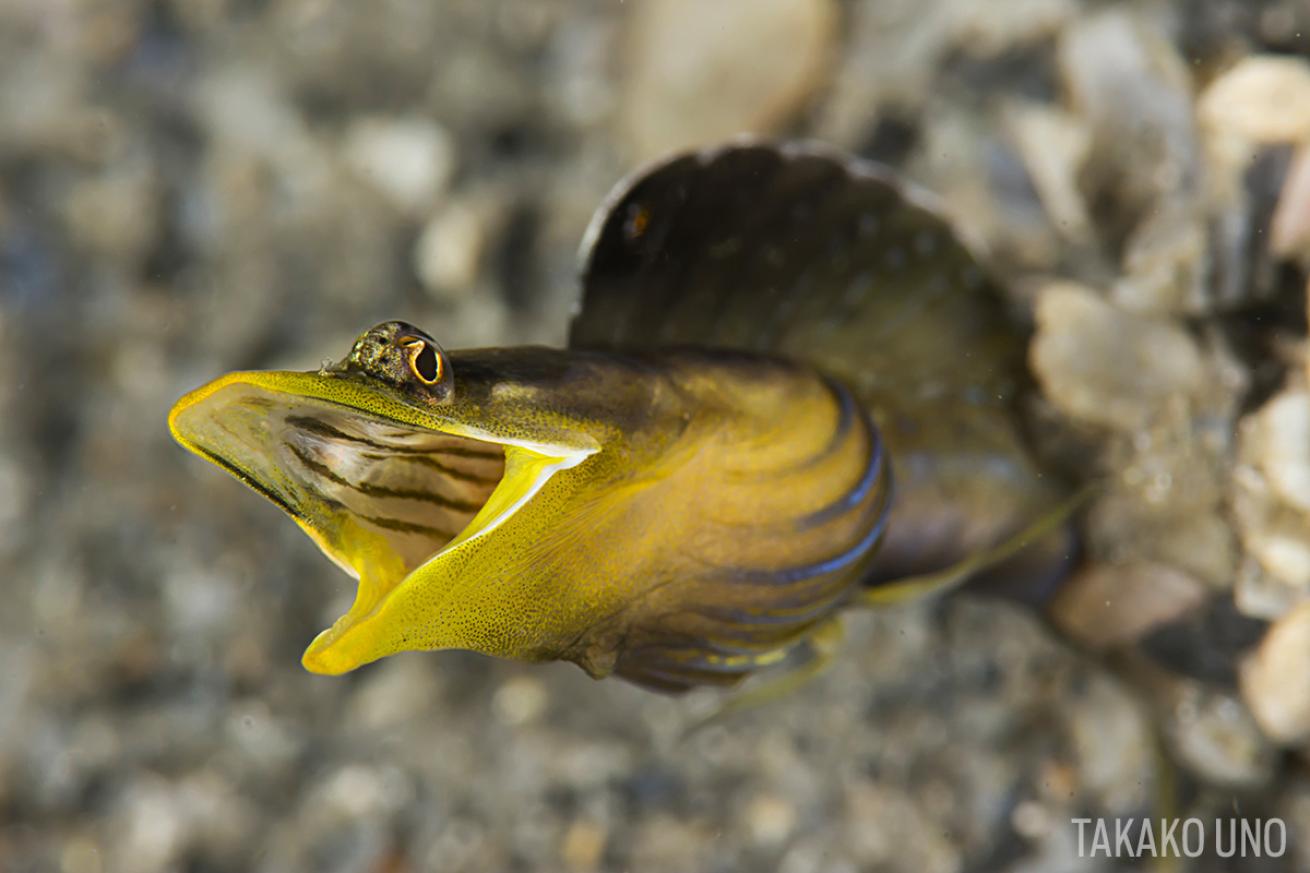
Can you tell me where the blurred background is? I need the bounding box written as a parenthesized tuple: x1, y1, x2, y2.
(3, 0, 1310, 871)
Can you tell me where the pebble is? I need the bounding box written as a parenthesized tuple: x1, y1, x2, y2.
(222, 701, 300, 773)
(1233, 388, 1310, 591)
(1199, 56, 1310, 145)
(813, 0, 949, 143)
(1250, 388, 1310, 513)
(198, 66, 307, 157)
(492, 674, 549, 726)
(1087, 492, 1237, 589)
(1235, 556, 1308, 621)
(161, 563, 237, 639)
(60, 835, 103, 873)
(314, 764, 397, 819)
(63, 161, 159, 263)
(342, 116, 455, 215)
(947, 0, 1075, 53)
(1112, 205, 1207, 314)
(109, 776, 186, 873)
(560, 819, 607, 871)
(1272, 145, 1310, 260)
(1030, 282, 1206, 431)
(1192, 144, 1291, 313)
(1241, 602, 1310, 744)
(346, 654, 442, 731)
(1166, 683, 1277, 790)
(910, 110, 1062, 273)
(1236, 504, 1310, 591)
(1049, 561, 1208, 651)
(1058, 9, 1197, 218)
(1063, 675, 1152, 812)
(838, 778, 960, 873)
(620, 0, 835, 158)
(414, 201, 487, 298)
(628, 815, 708, 871)
(744, 793, 796, 847)
(1004, 101, 1092, 242)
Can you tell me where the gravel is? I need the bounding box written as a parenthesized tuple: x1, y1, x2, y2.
(4, 1, 1309, 871)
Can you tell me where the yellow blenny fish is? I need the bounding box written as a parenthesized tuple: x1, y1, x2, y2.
(169, 142, 1074, 692)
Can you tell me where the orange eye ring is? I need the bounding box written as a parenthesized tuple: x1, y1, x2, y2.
(401, 337, 443, 385)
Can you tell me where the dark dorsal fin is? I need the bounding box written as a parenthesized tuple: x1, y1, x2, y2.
(572, 141, 1072, 592)
(571, 141, 1010, 385)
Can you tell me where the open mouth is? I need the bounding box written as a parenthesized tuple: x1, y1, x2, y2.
(168, 371, 591, 672)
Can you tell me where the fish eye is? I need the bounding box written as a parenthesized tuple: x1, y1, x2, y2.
(401, 337, 442, 385)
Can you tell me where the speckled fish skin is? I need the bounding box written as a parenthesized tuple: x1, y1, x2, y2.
(168, 141, 1068, 692)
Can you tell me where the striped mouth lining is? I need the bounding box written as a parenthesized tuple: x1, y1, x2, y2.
(172, 382, 510, 579)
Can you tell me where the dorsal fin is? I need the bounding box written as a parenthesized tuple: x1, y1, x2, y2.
(573, 141, 1071, 589)
(572, 141, 1011, 381)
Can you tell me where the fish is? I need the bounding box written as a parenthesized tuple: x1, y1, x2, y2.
(168, 141, 1074, 693)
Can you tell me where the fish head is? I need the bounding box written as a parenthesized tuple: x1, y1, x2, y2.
(168, 320, 663, 676)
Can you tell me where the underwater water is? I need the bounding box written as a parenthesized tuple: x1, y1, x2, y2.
(3, 1, 1310, 871)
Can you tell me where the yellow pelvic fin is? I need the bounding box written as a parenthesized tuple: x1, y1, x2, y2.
(681, 618, 846, 739)
(858, 484, 1096, 608)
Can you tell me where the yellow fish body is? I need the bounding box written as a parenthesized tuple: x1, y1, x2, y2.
(169, 142, 1068, 692)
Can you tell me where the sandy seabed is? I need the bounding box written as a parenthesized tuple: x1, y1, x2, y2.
(3, 1, 1310, 871)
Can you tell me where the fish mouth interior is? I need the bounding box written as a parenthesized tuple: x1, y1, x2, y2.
(170, 380, 539, 583)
